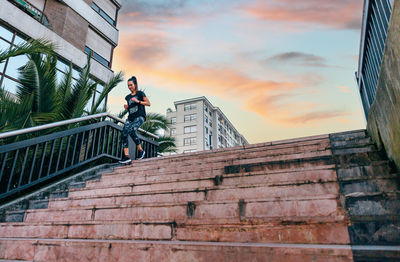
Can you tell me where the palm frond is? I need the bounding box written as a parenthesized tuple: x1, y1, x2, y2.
(140, 112, 171, 134)
(90, 71, 124, 115)
(156, 135, 177, 153)
(0, 39, 55, 63)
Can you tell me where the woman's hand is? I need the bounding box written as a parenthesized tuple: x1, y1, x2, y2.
(131, 97, 140, 103)
(124, 104, 128, 109)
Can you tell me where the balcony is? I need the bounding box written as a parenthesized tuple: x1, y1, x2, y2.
(8, 0, 51, 29)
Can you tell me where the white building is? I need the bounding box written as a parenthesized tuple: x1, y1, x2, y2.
(166, 97, 248, 154)
(0, 0, 121, 111)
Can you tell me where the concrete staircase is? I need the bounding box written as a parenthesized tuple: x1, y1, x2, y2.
(0, 130, 398, 261)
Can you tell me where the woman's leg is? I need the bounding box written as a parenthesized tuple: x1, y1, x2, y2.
(121, 120, 132, 157)
(129, 117, 145, 157)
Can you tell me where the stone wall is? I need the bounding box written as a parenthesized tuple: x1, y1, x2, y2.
(44, 0, 88, 51)
(367, 0, 400, 170)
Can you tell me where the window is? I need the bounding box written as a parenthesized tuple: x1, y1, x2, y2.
(184, 125, 197, 134)
(184, 149, 196, 153)
(205, 115, 208, 123)
(209, 111, 212, 117)
(84, 46, 110, 67)
(91, 2, 116, 26)
(171, 117, 176, 124)
(184, 137, 196, 146)
(205, 127, 208, 134)
(184, 103, 197, 111)
(184, 113, 196, 122)
(171, 128, 176, 135)
(204, 107, 208, 112)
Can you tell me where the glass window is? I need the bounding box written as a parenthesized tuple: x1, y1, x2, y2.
(14, 34, 27, 46)
(96, 83, 104, 93)
(171, 117, 176, 124)
(184, 137, 196, 146)
(56, 59, 70, 73)
(84, 93, 94, 113)
(72, 68, 80, 80)
(0, 39, 11, 72)
(98, 96, 106, 111)
(6, 55, 29, 79)
(2, 76, 19, 94)
(184, 103, 196, 111)
(171, 128, 176, 135)
(184, 114, 196, 122)
(205, 115, 208, 123)
(55, 70, 66, 86)
(0, 25, 14, 42)
(184, 149, 196, 153)
(184, 125, 197, 134)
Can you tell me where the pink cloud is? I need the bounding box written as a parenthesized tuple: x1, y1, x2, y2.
(243, 0, 363, 30)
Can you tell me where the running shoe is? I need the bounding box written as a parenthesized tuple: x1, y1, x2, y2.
(119, 155, 131, 164)
(137, 150, 145, 160)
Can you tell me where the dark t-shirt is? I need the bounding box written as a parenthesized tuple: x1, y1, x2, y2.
(125, 91, 146, 121)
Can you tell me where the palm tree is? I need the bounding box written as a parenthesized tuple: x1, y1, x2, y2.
(0, 41, 124, 138)
(118, 111, 177, 154)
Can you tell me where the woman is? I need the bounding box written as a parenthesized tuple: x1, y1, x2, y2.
(119, 76, 151, 164)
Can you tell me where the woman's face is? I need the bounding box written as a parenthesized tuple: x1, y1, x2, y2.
(128, 81, 136, 92)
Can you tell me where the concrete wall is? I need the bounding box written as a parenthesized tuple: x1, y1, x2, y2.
(0, 0, 114, 83)
(367, 0, 400, 170)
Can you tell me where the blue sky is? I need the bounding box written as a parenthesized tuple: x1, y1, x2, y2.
(108, 0, 366, 143)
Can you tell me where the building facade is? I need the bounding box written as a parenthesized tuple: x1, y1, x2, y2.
(356, 0, 394, 118)
(166, 97, 248, 154)
(0, 0, 121, 111)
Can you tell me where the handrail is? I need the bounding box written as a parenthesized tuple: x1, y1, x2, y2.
(0, 113, 159, 139)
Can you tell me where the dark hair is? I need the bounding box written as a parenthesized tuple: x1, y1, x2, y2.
(127, 76, 138, 90)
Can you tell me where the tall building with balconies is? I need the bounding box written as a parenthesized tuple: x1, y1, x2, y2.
(0, 0, 121, 111)
(166, 97, 248, 154)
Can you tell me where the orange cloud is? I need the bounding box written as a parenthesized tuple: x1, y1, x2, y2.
(337, 86, 352, 93)
(113, 31, 352, 127)
(243, 0, 363, 30)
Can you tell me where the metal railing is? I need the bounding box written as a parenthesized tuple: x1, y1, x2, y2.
(8, 0, 51, 29)
(0, 113, 159, 202)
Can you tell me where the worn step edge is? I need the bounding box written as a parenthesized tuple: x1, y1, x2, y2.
(78, 168, 339, 193)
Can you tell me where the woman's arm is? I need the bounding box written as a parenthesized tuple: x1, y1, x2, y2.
(141, 96, 151, 106)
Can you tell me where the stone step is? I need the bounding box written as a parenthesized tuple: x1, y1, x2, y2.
(104, 152, 336, 186)
(339, 175, 399, 195)
(79, 167, 338, 198)
(0, 220, 349, 245)
(113, 138, 333, 173)
(66, 176, 340, 203)
(329, 129, 367, 141)
(336, 161, 395, 181)
(345, 191, 400, 217)
(330, 136, 372, 148)
(0, 238, 357, 262)
(22, 196, 343, 224)
(347, 216, 400, 245)
(87, 164, 337, 189)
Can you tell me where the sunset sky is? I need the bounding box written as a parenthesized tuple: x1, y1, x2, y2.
(108, 0, 366, 144)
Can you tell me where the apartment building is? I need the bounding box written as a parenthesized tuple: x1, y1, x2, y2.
(0, 0, 121, 111)
(166, 97, 248, 154)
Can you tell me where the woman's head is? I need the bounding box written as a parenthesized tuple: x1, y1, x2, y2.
(127, 76, 138, 92)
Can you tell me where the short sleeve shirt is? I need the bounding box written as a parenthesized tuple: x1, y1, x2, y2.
(125, 91, 146, 121)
